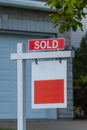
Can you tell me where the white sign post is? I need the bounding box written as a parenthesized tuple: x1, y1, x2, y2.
(17, 44, 26, 130)
(11, 43, 74, 130)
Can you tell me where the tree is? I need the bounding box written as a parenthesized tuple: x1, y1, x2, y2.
(73, 33, 87, 116)
(46, 0, 87, 33)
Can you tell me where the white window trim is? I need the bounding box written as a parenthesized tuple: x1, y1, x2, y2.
(0, 0, 54, 12)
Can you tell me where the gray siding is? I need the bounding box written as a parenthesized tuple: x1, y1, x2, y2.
(58, 59, 74, 119)
(0, 6, 73, 119)
(71, 15, 87, 48)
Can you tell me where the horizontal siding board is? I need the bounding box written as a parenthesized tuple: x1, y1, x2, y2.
(0, 103, 11, 113)
(0, 7, 71, 46)
(0, 93, 10, 102)
(8, 18, 58, 33)
(0, 83, 10, 92)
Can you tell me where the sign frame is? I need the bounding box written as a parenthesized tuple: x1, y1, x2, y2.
(32, 60, 67, 109)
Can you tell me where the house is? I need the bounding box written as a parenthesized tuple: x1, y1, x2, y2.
(71, 15, 87, 48)
(0, 0, 73, 120)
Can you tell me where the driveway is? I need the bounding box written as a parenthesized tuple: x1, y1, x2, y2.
(0, 120, 87, 130)
(26, 120, 87, 130)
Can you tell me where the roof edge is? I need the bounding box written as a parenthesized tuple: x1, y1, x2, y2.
(0, 0, 54, 12)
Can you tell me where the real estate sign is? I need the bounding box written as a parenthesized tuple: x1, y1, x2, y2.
(32, 60, 67, 109)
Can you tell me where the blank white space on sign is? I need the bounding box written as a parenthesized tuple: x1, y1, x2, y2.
(32, 60, 67, 109)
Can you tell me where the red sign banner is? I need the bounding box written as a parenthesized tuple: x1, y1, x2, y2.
(28, 38, 65, 51)
(34, 79, 64, 104)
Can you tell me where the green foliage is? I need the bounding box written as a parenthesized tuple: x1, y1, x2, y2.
(46, 0, 87, 33)
(73, 33, 87, 80)
(73, 33, 87, 114)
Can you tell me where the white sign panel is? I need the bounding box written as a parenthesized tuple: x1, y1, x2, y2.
(32, 60, 67, 109)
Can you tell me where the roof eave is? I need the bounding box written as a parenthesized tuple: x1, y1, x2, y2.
(0, 0, 54, 12)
